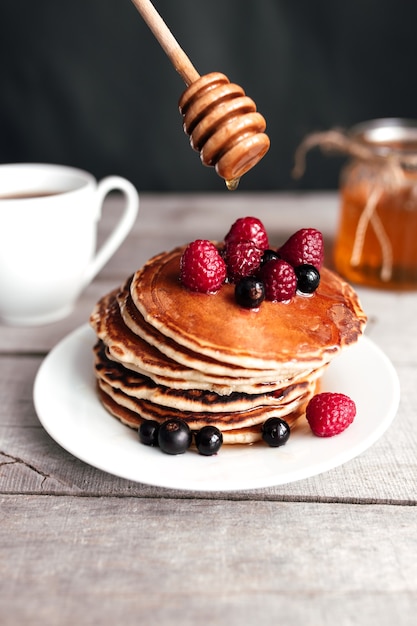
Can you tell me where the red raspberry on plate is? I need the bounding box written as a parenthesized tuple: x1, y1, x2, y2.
(225, 217, 269, 250)
(306, 392, 356, 437)
(278, 228, 324, 269)
(225, 240, 263, 283)
(180, 240, 226, 293)
(260, 258, 297, 302)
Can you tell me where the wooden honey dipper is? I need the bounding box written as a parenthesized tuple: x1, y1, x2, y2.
(130, 0, 270, 189)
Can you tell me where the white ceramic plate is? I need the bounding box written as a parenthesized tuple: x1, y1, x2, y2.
(34, 324, 400, 492)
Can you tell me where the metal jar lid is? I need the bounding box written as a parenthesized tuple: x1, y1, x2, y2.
(349, 118, 417, 156)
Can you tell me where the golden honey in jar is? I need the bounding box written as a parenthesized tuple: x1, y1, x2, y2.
(333, 119, 417, 290)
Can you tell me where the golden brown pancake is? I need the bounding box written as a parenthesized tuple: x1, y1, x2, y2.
(130, 246, 367, 373)
(91, 289, 307, 393)
(96, 385, 308, 444)
(97, 380, 313, 443)
(90, 243, 367, 444)
(118, 280, 282, 379)
(94, 340, 322, 413)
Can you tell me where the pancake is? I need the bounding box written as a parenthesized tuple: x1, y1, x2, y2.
(130, 246, 366, 373)
(90, 239, 366, 445)
(97, 379, 313, 435)
(118, 280, 283, 379)
(91, 288, 287, 391)
(94, 340, 323, 413)
(97, 385, 308, 444)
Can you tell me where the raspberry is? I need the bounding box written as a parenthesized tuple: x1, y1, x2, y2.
(180, 240, 226, 293)
(306, 392, 356, 437)
(278, 228, 324, 269)
(225, 217, 269, 250)
(224, 240, 263, 282)
(260, 259, 297, 302)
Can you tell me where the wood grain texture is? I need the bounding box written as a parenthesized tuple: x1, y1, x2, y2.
(1, 496, 417, 626)
(1, 192, 416, 625)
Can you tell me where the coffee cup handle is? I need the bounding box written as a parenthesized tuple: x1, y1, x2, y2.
(82, 176, 139, 287)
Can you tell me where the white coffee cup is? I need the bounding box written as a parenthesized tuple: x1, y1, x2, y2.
(0, 163, 139, 326)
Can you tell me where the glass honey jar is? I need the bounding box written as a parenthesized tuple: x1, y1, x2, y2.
(333, 118, 417, 290)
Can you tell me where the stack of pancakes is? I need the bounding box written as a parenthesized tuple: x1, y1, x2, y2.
(90, 246, 367, 444)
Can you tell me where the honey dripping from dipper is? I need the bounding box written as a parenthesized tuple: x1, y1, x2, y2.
(225, 178, 240, 191)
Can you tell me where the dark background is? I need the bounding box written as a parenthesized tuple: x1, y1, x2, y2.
(1, 0, 416, 191)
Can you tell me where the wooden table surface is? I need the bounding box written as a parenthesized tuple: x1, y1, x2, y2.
(1, 192, 416, 626)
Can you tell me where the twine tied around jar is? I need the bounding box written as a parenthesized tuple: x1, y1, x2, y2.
(292, 129, 417, 282)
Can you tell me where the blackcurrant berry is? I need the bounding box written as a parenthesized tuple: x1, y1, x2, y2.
(295, 264, 320, 294)
(261, 249, 280, 266)
(139, 420, 160, 446)
(262, 417, 291, 447)
(195, 426, 223, 456)
(158, 419, 192, 455)
(235, 277, 265, 308)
